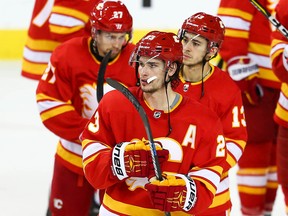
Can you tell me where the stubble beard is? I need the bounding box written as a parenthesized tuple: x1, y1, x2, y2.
(141, 86, 157, 94)
(184, 58, 204, 68)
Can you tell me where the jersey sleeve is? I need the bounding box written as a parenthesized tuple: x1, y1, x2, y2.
(270, 0, 288, 83)
(21, 0, 60, 80)
(187, 114, 228, 213)
(217, 0, 254, 60)
(36, 44, 88, 142)
(48, 0, 98, 42)
(80, 91, 120, 189)
(218, 0, 281, 88)
(221, 84, 247, 168)
(217, 0, 271, 63)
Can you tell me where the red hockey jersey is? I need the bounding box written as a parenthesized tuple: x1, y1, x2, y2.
(217, 0, 281, 89)
(174, 64, 247, 214)
(22, 0, 98, 80)
(81, 87, 227, 215)
(36, 36, 137, 174)
(270, 0, 288, 127)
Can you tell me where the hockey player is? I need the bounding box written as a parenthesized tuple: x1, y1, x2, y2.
(270, 0, 288, 213)
(174, 12, 248, 215)
(36, 1, 137, 215)
(217, 0, 281, 215)
(80, 30, 228, 215)
(22, 0, 99, 80)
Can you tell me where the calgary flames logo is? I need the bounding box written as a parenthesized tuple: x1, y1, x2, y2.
(80, 83, 97, 119)
(80, 82, 115, 118)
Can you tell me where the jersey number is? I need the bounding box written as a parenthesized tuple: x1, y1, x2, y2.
(232, 106, 246, 127)
(88, 111, 100, 133)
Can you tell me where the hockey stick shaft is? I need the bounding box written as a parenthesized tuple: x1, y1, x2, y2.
(107, 78, 171, 216)
(106, 78, 163, 180)
(97, 50, 112, 103)
(249, 0, 288, 39)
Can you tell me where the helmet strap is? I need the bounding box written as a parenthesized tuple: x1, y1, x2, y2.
(164, 82, 172, 137)
(90, 39, 100, 60)
(164, 66, 172, 137)
(135, 55, 140, 86)
(164, 61, 173, 85)
(200, 57, 209, 98)
(121, 32, 132, 50)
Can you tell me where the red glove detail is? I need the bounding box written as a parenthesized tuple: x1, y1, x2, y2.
(145, 174, 197, 212)
(235, 74, 264, 105)
(111, 140, 169, 180)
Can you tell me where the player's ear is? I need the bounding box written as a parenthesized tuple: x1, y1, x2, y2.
(168, 62, 177, 76)
(210, 47, 219, 56)
(206, 46, 219, 61)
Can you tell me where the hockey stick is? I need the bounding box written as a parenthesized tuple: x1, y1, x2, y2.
(106, 78, 164, 181)
(249, 0, 288, 39)
(107, 78, 171, 216)
(97, 50, 112, 103)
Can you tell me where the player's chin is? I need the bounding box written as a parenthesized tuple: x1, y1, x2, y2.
(110, 49, 121, 57)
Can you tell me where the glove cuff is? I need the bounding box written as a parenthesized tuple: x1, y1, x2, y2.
(227, 55, 259, 81)
(282, 45, 288, 71)
(111, 142, 130, 180)
(176, 174, 197, 211)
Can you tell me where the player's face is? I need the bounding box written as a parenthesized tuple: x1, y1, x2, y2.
(96, 31, 127, 58)
(181, 32, 208, 66)
(138, 56, 166, 93)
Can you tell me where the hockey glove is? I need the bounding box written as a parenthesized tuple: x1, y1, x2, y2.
(283, 45, 288, 72)
(145, 174, 197, 212)
(227, 56, 264, 105)
(111, 140, 169, 180)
